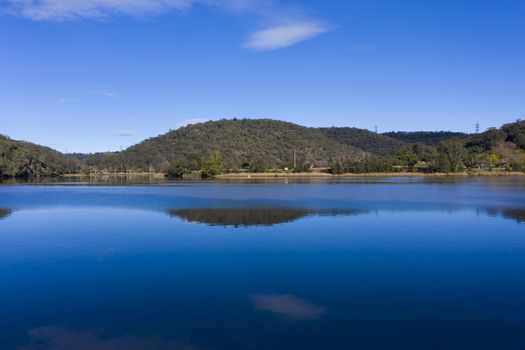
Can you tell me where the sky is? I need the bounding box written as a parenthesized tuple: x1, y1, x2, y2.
(1, 0, 524, 153)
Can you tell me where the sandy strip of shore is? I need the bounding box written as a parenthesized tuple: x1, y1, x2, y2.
(216, 171, 525, 179)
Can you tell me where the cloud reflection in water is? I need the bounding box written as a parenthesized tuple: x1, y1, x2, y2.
(19, 326, 198, 350)
(251, 294, 326, 321)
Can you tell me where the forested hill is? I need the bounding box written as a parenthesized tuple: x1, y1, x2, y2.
(96, 119, 364, 171)
(2, 118, 525, 178)
(0, 134, 78, 178)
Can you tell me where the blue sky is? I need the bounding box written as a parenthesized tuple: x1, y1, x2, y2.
(1, 0, 524, 153)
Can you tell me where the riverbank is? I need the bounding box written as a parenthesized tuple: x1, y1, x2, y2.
(62, 172, 166, 178)
(57, 171, 525, 180)
(216, 171, 525, 179)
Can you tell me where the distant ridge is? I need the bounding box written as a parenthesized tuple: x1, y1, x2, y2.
(319, 127, 407, 156)
(383, 131, 469, 145)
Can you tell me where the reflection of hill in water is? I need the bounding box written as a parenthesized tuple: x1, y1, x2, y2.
(169, 207, 365, 227)
(485, 208, 525, 223)
(0, 208, 13, 220)
(170, 207, 309, 227)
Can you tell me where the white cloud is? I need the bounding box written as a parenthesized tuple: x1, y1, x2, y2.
(4, 0, 331, 50)
(114, 130, 134, 136)
(244, 21, 329, 51)
(3, 0, 262, 20)
(5, 0, 194, 21)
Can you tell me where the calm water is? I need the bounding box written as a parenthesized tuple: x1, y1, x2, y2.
(1, 177, 525, 350)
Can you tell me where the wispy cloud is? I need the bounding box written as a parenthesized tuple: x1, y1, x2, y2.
(4, 0, 332, 50)
(102, 91, 117, 98)
(114, 130, 134, 136)
(4, 0, 193, 21)
(244, 21, 329, 51)
(86, 89, 118, 98)
(251, 294, 326, 321)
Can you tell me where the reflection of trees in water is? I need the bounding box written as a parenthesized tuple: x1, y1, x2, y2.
(169, 207, 366, 227)
(169, 207, 309, 227)
(0, 208, 13, 220)
(170, 206, 525, 227)
(485, 208, 525, 223)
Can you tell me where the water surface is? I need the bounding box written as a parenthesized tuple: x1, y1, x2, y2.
(1, 177, 524, 349)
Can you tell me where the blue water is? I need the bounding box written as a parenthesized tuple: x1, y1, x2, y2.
(1, 177, 524, 349)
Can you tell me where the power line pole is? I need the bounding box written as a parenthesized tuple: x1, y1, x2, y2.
(374, 125, 378, 134)
(475, 123, 480, 134)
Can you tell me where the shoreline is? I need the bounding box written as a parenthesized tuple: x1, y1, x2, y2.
(2, 171, 523, 183)
(62, 172, 166, 178)
(57, 171, 525, 180)
(216, 171, 525, 179)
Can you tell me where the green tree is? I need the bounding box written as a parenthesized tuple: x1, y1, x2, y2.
(330, 158, 344, 174)
(249, 159, 267, 173)
(396, 147, 419, 170)
(185, 153, 202, 171)
(165, 162, 186, 178)
(201, 152, 223, 178)
(293, 156, 311, 173)
(438, 140, 467, 172)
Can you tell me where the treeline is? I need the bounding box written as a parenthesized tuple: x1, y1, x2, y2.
(331, 137, 525, 174)
(383, 131, 469, 145)
(165, 151, 223, 178)
(338, 121, 525, 174)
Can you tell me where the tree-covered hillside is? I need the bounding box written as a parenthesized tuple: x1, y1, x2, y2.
(319, 127, 407, 156)
(383, 131, 469, 145)
(0, 135, 79, 178)
(94, 119, 363, 172)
